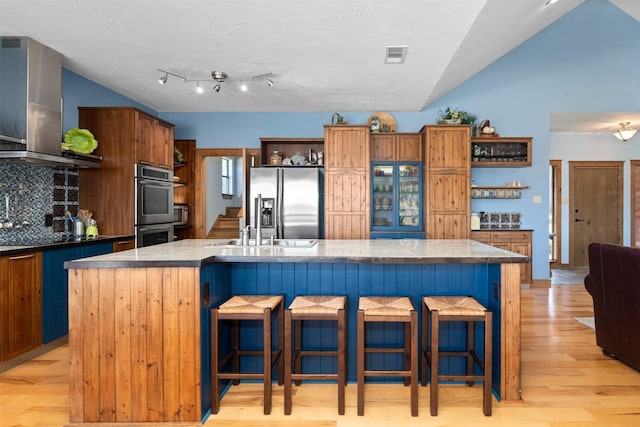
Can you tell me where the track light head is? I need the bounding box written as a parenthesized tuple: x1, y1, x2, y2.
(213, 83, 221, 93)
(240, 82, 248, 92)
(196, 82, 204, 94)
(158, 73, 168, 85)
(265, 78, 274, 87)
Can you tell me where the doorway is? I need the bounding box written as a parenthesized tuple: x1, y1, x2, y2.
(569, 161, 623, 266)
(194, 148, 259, 239)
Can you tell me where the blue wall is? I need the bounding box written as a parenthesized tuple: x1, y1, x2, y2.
(63, 0, 640, 281)
(62, 68, 156, 133)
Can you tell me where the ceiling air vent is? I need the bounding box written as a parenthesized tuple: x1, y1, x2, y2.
(384, 45, 407, 64)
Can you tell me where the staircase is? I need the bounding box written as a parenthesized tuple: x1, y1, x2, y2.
(207, 206, 242, 238)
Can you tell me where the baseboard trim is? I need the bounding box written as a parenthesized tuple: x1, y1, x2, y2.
(0, 336, 68, 374)
(531, 279, 551, 288)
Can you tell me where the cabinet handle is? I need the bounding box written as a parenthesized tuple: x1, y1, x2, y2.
(9, 253, 36, 261)
(138, 160, 153, 166)
(116, 240, 133, 246)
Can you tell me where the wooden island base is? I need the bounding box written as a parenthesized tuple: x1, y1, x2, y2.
(66, 239, 526, 425)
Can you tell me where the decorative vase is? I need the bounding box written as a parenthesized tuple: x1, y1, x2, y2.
(269, 150, 283, 165)
(370, 116, 381, 132)
(444, 118, 462, 125)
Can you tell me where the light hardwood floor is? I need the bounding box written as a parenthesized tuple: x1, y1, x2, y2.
(2, 284, 640, 426)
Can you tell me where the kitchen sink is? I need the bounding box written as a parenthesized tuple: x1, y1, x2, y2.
(205, 239, 317, 248)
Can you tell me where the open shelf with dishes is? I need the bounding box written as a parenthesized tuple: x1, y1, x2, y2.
(260, 137, 324, 166)
(471, 137, 532, 167)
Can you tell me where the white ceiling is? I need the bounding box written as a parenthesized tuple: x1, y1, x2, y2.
(1, 0, 639, 131)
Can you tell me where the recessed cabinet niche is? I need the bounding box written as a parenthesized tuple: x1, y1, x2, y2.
(259, 137, 324, 166)
(471, 137, 532, 167)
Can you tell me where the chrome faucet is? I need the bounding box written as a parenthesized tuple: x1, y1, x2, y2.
(255, 193, 262, 246)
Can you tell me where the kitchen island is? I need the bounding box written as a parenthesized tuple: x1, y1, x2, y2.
(65, 239, 527, 426)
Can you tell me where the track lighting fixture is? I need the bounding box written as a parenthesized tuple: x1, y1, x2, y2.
(157, 69, 274, 94)
(613, 122, 637, 142)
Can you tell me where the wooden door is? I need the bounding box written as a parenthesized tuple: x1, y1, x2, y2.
(632, 160, 640, 247)
(0, 252, 42, 361)
(395, 134, 423, 161)
(155, 120, 175, 169)
(569, 161, 623, 266)
(135, 111, 155, 165)
(371, 134, 394, 160)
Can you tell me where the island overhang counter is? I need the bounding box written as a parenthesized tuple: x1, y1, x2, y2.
(65, 239, 528, 426)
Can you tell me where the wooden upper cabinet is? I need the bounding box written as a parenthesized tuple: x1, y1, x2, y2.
(79, 107, 175, 236)
(323, 125, 370, 239)
(135, 110, 155, 165)
(80, 107, 174, 170)
(371, 134, 394, 160)
(155, 120, 175, 169)
(371, 133, 423, 161)
(134, 110, 174, 169)
(324, 125, 370, 169)
(424, 125, 470, 169)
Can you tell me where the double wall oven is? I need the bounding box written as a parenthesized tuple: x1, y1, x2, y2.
(134, 164, 174, 247)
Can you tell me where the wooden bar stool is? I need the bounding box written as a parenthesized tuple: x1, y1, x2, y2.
(421, 296, 493, 416)
(210, 294, 284, 415)
(357, 296, 418, 417)
(284, 295, 347, 415)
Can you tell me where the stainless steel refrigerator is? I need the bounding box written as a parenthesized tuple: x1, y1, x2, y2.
(249, 167, 321, 239)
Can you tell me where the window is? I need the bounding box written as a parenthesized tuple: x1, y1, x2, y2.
(222, 157, 233, 196)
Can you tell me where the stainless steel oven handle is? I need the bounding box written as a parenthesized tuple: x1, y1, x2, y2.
(137, 179, 172, 187)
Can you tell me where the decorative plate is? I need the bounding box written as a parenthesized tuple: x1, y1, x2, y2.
(368, 112, 397, 132)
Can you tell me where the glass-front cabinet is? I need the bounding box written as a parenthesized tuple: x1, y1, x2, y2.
(371, 162, 424, 238)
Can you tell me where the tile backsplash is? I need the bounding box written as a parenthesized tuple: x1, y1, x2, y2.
(0, 163, 79, 245)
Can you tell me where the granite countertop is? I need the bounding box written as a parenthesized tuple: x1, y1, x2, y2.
(65, 238, 530, 269)
(0, 235, 134, 256)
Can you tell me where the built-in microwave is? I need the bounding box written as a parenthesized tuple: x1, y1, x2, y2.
(134, 163, 174, 226)
(173, 204, 188, 225)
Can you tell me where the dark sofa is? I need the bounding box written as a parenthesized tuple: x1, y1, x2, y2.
(584, 242, 640, 372)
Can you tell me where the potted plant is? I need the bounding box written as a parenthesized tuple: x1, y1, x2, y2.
(437, 107, 476, 125)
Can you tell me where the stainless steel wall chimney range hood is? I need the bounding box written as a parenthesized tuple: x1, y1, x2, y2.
(0, 37, 100, 168)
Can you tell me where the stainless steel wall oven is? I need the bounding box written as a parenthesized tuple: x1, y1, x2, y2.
(134, 164, 173, 246)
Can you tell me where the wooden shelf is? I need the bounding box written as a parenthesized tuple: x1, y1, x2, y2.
(471, 186, 529, 199)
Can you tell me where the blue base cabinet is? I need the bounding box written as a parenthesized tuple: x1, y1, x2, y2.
(42, 242, 112, 343)
(223, 261, 503, 398)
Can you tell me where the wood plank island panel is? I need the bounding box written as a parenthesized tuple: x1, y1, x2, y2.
(67, 267, 203, 425)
